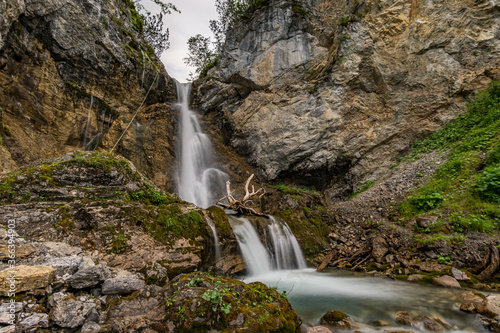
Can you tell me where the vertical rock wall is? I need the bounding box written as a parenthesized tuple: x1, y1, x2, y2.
(195, 0, 500, 199)
(0, 0, 178, 190)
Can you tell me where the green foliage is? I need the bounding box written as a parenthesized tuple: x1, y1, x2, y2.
(414, 233, 465, 246)
(120, 0, 180, 56)
(202, 289, 232, 313)
(128, 188, 177, 205)
(450, 213, 496, 233)
(476, 166, 500, 202)
(436, 254, 453, 265)
(335, 15, 354, 27)
(409, 193, 444, 212)
(153, 208, 205, 240)
(398, 80, 500, 234)
(184, 35, 218, 80)
(111, 231, 128, 253)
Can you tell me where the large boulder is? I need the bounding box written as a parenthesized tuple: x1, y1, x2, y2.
(0, 265, 55, 296)
(67, 263, 111, 289)
(162, 272, 300, 333)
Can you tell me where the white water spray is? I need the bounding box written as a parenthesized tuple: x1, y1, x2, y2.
(175, 81, 228, 209)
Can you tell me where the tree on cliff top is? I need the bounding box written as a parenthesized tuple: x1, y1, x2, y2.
(132, 0, 180, 56)
(184, 0, 268, 79)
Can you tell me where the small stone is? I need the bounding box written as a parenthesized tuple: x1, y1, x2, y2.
(432, 275, 461, 288)
(43, 255, 83, 276)
(42, 242, 82, 256)
(19, 313, 49, 328)
(0, 312, 13, 325)
(0, 302, 22, 313)
(395, 311, 446, 332)
(450, 267, 470, 281)
(407, 274, 426, 281)
(51, 299, 96, 328)
(456, 291, 484, 303)
(459, 301, 477, 313)
(79, 256, 96, 270)
(416, 216, 437, 229)
(101, 277, 146, 295)
(81, 322, 101, 333)
(476, 295, 500, 318)
(418, 262, 448, 273)
(372, 319, 388, 326)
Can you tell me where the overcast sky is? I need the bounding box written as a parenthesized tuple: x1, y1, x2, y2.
(143, 0, 218, 82)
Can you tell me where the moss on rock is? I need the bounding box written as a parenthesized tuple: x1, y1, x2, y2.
(165, 272, 299, 333)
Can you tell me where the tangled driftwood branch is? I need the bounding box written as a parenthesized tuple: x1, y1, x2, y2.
(216, 174, 268, 217)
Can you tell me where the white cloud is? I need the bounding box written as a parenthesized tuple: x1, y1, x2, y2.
(142, 0, 218, 82)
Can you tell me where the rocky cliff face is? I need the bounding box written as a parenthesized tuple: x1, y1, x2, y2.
(0, 0, 178, 189)
(195, 0, 500, 200)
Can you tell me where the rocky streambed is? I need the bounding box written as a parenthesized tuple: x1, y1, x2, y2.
(0, 151, 498, 332)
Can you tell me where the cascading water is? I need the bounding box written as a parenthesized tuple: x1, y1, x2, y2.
(228, 216, 273, 276)
(228, 215, 306, 275)
(174, 80, 228, 209)
(206, 219, 221, 263)
(267, 216, 307, 270)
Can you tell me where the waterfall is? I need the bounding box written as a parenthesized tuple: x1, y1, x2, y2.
(83, 96, 94, 147)
(175, 81, 228, 209)
(229, 216, 273, 276)
(267, 216, 307, 270)
(229, 216, 307, 275)
(207, 219, 221, 263)
(140, 50, 146, 90)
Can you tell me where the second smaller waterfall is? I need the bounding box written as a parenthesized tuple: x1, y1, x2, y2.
(229, 216, 307, 276)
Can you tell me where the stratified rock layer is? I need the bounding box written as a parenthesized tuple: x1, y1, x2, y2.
(0, 0, 177, 189)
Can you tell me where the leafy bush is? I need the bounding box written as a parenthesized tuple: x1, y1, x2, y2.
(409, 193, 444, 212)
(476, 166, 500, 202)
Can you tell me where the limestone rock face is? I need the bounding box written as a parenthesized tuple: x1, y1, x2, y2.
(0, 0, 177, 190)
(196, 0, 500, 196)
(0, 265, 55, 296)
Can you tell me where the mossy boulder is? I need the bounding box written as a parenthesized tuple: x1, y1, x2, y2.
(164, 272, 300, 333)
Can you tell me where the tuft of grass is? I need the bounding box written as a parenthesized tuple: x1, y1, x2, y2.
(268, 184, 320, 197)
(349, 180, 375, 199)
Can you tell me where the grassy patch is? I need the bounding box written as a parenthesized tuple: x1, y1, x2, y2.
(398, 80, 500, 234)
(269, 184, 320, 197)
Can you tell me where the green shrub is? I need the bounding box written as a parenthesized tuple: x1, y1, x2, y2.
(409, 193, 444, 212)
(476, 166, 500, 202)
